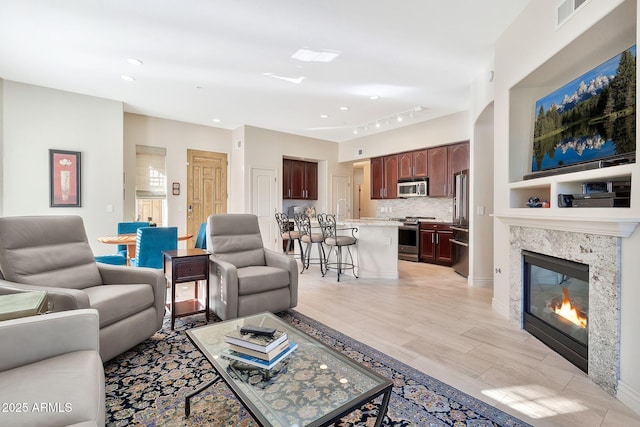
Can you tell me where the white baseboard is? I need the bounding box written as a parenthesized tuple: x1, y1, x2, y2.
(618, 380, 640, 416)
(469, 276, 493, 288)
(492, 298, 509, 318)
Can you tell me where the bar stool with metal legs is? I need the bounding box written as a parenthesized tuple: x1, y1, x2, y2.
(275, 212, 304, 266)
(295, 213, 325, 273)
(318, 214, 358, 282)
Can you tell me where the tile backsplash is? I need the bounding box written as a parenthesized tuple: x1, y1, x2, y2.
(376, 197, 454, 222)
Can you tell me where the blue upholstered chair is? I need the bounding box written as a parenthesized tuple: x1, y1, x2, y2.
(130, 227, 178, 269)
(94, 254, 127, 265)
(95, 221, 150, 265)
(116, 221, 150, 257)
(194, 222, 207, 249)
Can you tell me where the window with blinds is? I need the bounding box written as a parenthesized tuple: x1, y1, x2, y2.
(135, 145, 167, 199)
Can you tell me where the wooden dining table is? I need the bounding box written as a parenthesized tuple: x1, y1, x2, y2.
(97, 233, 194, 265)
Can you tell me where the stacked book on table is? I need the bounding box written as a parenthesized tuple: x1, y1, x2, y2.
(223, 327, 298, 369)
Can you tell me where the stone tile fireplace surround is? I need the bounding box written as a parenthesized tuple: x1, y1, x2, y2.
(509, 225, 620, 395)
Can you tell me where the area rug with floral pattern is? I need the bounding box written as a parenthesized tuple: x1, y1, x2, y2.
(104, 310, 530, 426)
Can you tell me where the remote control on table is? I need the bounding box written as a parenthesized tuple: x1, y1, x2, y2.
(240, 325, 276, 337)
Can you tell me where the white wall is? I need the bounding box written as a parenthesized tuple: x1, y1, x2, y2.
(242, 126, 348, 216)
(229, 126, 246, 213)
(339, 111, 470, 163)
(493, 0, 640, 412)
(1, 81, 123, 254)
(123, 113, 232, 234)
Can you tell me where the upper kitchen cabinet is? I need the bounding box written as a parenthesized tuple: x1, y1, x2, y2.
(427, 146, 448, 197)
(398, 149, 428, 179)
(427, 141, 469, 197)
(447, 142, 469, 196)
(371, 155, 398, 199)
(283, 158, 318, 200)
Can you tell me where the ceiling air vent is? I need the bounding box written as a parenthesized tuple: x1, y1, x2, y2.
(557, 0, 590, 29)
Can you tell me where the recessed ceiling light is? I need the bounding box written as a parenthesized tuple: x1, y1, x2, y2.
(126, 58, 143, 66)
(121, 75, 135, 82)
(320, 114, 329, 119)
(339, 106, 349, 111)
(212, 118, 221, 123)
(369, 95, 380, 100)
(291, 48, 340, 63)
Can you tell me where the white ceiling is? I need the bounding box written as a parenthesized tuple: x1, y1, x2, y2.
(0, 0, 529, 143)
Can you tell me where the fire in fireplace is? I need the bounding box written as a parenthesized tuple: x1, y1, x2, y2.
(523, 250, 589, 373)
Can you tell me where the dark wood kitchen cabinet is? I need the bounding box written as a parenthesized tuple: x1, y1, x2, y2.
(283, 159, 317, 200)
(427, 141, 469, 197)
(447, 141, 469, 197)
(419, 222, 452, 266)
(398, 149, 427, 179)
(371, 155, 398, 199)
(427, 146, 448, 197)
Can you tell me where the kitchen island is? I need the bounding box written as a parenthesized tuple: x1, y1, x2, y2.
(332, 218, 401, 280)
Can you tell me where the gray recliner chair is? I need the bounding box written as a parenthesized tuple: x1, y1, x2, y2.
(0, 307, 105, 426)
(206, 214, 298, 320)
(0, 215, 166, 362)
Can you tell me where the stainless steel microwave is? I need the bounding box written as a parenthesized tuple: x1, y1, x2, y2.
(397, 178, 429, 198)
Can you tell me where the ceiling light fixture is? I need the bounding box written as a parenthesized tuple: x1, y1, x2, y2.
(291, 48, 340, 63)
(339, 106, 349, 111)
(263, 73, 306, 84)
(126, 57, 143, 66)
(121, 75, 135, 82)
(320, 114, 329, 119)
(369, 95, 380, 100)
(351, 106, 426, 137)
(212, 118, 221, 123)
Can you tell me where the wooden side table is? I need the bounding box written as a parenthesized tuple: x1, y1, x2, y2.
(163, 249, 210, 329)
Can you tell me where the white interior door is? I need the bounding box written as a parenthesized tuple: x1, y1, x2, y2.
(252, 168, 277, 250)
(331, 175, 351, 219)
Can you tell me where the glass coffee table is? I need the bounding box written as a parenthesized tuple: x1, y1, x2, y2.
(186, 311, 392, 427)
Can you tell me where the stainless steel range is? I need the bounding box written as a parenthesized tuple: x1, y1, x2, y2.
(391, 216, 436, 262)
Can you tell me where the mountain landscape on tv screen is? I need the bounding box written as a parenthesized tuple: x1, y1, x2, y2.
(532, 45, 636, 172)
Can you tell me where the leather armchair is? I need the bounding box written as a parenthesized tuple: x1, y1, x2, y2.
(0, 306, 105, 426)
(206, 214, 298, 320)
(0, 215, 166, 362)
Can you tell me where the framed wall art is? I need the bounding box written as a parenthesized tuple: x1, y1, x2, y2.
(49, 149, 81, 207)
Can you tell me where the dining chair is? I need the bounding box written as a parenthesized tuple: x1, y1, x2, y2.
(95, 221, 150, 265)
(194, 222, 207, 249)
(318, 214, 358, 282)
(117, 221, 150, 257)
(130, 227, 178, 269)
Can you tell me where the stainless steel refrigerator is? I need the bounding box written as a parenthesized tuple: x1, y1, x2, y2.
(452, 169, 469, 277)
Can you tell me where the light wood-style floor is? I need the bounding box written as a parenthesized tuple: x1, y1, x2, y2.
(292, 260, 640, 427)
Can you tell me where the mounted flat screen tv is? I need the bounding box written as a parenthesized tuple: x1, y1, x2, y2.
(527, 45, 636, 179)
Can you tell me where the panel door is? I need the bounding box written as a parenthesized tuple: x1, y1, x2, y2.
(304, 161, 318, 200)
(370, 157, 384, 200)
(290, 160, 305, 199)
(419, 230, 436, 261)
(252, 168, 277, 251)
(397, 152, 413, 180)
(427, 146, 448, 197)
(383, 155, 398, 199)
(447, 142, 469, 196)
(187, 149, 227, 246)
(282, 158, 292, 199)
(412, 149, 428, 177)
(436, 230, 453, 264)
